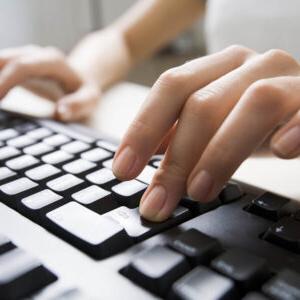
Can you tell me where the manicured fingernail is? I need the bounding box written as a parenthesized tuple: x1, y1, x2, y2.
(188, 170, 214, 202)
(113, 146, 137, 178)
(58, 104, 72, 121)
(273, 126, 300, 156)
(139, 185, 167, 220)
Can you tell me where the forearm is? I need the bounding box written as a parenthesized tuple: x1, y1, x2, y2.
(68, 0, 205, 91)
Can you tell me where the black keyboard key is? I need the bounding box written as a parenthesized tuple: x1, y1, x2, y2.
(0, 236, 15, 255)
(294, 210, 300, 221)
(219, 182, 243, 204)
(46, 202, 132, 259)
(245, 192, 291, 221)
(169, 228, 222, 265)
(262, 269, 300, 300)
(211, 249, 269, 291)
(170, 266, 238, 300)
(0, 248, 57, 300)
(105, 205, 190, 241)
(122, 245, 190, 297)
(263, 217, 300, 253)
(242, 292, 270, 300)
(181, 196, 221, 214)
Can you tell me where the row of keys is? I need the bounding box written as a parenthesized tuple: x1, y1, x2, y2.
(121, 228, 300, 299)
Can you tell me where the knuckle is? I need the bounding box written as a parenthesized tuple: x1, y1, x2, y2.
(263, 49, 299, 67)
(224, 44, 254, 59)
(184, 90, 216, 117)
(245, 80, 285, 112)
(157, 67, 189, 89)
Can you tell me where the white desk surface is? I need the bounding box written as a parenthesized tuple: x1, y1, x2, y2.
(2, 82, 300, 202)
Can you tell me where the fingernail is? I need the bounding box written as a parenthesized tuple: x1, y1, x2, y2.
(273, 126, 300, 156)
(112, 146, 137, 178)
(58, 104, 72, 121)
(139, 185, 167, 220)
(188, 170, 214, 202)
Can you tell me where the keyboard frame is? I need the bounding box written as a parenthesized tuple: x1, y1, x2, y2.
(0, 110, 299, 299)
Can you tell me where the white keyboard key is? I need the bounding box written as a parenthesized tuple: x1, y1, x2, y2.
(0, 177, 38, 195)
(96, 140, 117, 152)
(0, 167, 16, 181)
(105, 206, 188, 238)
(6, 155, 39, 170)
(25, 164, 61, 181)
(47, 174, 83, 192)
(0, 128, 18, 141)
(22, 189, 62, 209)
(81, 148, 111, 162)
(42, 150, 73, 165)
(137, 165, 157, 185)
(86, 168, 115, 185)
(0, 248, 41, 283)
(7, 135, 35, 148)
(105, 206, 150, 238)
(46, 202, 123, 245)
(63, 159, 96, 174)
(27, 127, 52, 139)
(43, 134, 71, 146)
(102, 158, 113, 169)
(0, 146, 20, 160)
(72, 185, 111, 204)
(24, 142, 54, 156)
(61, 141, 90, 154)
(112, 180, 146, 197)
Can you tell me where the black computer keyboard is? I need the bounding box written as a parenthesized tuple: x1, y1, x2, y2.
(0, 109, 299, 300)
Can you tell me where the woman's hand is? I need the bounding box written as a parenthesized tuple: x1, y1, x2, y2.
(0, 45, 101, 121)
(112, 45, 300, 222)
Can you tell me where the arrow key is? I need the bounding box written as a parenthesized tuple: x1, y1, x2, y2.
(263, 217, 300, 253)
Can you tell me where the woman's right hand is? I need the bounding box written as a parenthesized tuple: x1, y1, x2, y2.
(0, 45, 101, 121)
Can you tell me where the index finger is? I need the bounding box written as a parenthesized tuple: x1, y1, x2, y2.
(112, 45, 254, 180)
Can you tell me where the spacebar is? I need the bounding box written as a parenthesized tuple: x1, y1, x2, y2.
(46, 202, 133, 259)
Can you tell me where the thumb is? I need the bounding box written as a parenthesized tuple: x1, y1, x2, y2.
(55, 84, 100, 122)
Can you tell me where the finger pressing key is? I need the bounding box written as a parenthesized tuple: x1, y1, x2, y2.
(113, 45, 254, 181)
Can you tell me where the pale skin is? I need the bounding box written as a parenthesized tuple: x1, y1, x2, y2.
(1, 0, 300, 222)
